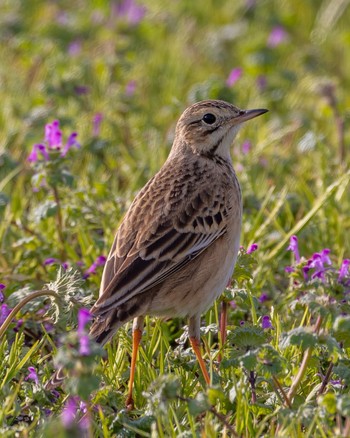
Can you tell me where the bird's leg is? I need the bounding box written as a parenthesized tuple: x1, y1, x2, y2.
(126, 316, 144, 410)
(189, 315, 210, 385)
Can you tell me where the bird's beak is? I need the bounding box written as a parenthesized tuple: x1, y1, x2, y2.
(234, 108, 269, 124)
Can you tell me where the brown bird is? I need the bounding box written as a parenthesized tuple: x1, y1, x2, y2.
(46, 100, 267, 408)
(89, 100, 268, 409)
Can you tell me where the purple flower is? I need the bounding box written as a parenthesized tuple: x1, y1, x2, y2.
(78, 308, 92, 333)
(74, 85, 89, 95)
(115, 0, 146, 25)
(261, 315, 272, 329)
(45, 120, 62, 149)
(256, 75, 267, 92)
(29, 120, 79, 162)
(93, 113, 103, 137)
(44, 258, 58, 265)
(229, 300, 237, 309)
(51, 389, 61, 399)
(61, 262, 69, 270)
(0, 304, 11, 326)
(267, 26, 288, 48)
(247, 243, 258, 254)
(339, 259, 350, 281)
(79, 334, 90, 355)
(285, 266, 295, 273)
(240, 320, 245, 326)
(14, 319, 23, 333)
(226, 68, 242, 87)
(83, 255, 107, 278)
(287, 235, 300, 262)
(307, 249, 332, 281)
(26, 366, 39, 385)
(61, 132, 80, 157)
(27, 144, 49, 162)
(0, 284, 5, 303)
(258, 293, 268, 303)
(241, 140, 251, 155)
(68, 40, 82, 56)
(61, 396, 78, 428)
(125, 80, 137, 96)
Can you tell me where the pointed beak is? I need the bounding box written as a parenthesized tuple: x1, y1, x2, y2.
(234, 108, 269, 124)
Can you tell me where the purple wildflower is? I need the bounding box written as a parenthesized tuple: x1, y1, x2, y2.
(61, 262, 69, 270)
(44, 258, 58, 265)
(242, 140, 251, 155)
(45, 120, 62, 149)
(14, 319, 23, 333)
(83, 255, 107, 278)
(61, 132, 80, 157)
(74, 85, 89, 95)
(68, 40, 82, 56)
(28, 120, 79, 163)
(93, 113, 103, 137)
(79, 334, 90, 356)
(287, 235, 300, 262)
(339, 259, 350, 281)
(0, 284, 5, 303)
(27, 144, 49, 162)
(267, 26, 288, 48)
(0, 304, 11, 326)
(51, 389, 61, 399)
(229, 300, 237, 309)
(247, 243, 258, 254)
(258, 293, 268, 303)
(285, 266, 295, 273)
(307, 249, 332, 281)
(226, 68, 242, 87)
(240, 320, 245, 326)
(26, 366, 39, 385)
(115, 0, 146, 25)
(125, 80, 137, 96)
(61, 396, 78, 428)
(261, 315, 272, 329)
(78, 308, 92, 334)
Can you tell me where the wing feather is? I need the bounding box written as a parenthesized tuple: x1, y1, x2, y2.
(92, 156, 234, 316)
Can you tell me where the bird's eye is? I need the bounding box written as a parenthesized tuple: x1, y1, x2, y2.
(202, 113, 216, 125)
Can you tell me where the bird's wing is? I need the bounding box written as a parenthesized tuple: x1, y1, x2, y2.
(92, 158, 234, 316)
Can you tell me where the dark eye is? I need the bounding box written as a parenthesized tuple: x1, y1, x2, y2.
(202, 113, 216, 125)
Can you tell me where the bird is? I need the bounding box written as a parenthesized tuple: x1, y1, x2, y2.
(46, 100, 268, 409)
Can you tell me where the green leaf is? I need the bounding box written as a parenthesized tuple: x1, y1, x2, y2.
(279, 327, 318, 350)
(319, 393, 337, 415)
(187, 392, 211, 416)
(229, 326, 267, 350)
(333, 316, 350, 348)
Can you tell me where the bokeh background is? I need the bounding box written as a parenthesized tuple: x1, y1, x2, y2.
(0, 0, 350, 436)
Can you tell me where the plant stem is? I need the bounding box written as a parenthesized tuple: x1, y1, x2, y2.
(287, 315, 323, 402)
(317, 362, 334, 397)
(272, 375, 292, 408)
(249, 371, 257, 404)
(52, 185, 66, 260)
(0, 289, 60, 339)
(218, 301, 228, 363)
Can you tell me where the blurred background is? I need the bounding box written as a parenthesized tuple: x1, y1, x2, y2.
(0, 0, 349, 290)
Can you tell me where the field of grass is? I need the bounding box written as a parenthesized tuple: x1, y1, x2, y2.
(1, 0, 350, 436)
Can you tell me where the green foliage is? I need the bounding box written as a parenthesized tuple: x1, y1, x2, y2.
(0, 0, 350, 436)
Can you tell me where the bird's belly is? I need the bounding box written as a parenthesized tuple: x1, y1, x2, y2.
(148, 223, 241, 318)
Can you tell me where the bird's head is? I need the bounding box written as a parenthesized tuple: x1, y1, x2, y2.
(173, 100, 268, 159)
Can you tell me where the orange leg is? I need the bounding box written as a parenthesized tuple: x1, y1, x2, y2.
(189, 336, 210, 385)
(125, 327, 142, 410)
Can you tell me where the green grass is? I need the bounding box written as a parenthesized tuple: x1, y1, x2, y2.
(1, 0, 350, 436)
